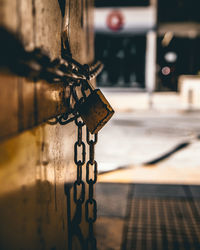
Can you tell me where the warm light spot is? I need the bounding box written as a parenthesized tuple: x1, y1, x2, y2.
(162, 66, 171, 76)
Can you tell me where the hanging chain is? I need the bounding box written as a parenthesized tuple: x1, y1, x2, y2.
(73, 117, 86, 233)
(85, 127, 98, 250)
(73, 118, 86, 205)
(73, 119, 98, 250)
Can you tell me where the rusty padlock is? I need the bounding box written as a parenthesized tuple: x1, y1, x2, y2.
(76, 84, 114, 134)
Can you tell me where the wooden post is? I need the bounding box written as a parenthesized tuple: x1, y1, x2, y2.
(0, 0, 94, 249)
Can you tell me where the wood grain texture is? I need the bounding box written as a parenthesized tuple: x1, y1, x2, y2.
(0, 0, 80, 141)
(0, 0, 94, 249)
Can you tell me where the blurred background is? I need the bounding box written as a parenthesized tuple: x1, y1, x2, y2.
(94, 0, 200, 249)
(94, 0, 200, 91)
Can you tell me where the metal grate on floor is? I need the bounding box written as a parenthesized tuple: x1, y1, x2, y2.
(121, 184, 200, 250)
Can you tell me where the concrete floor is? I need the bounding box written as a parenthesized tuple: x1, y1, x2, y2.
(95, 91, 200, 250)
(96, 91, 200, 184)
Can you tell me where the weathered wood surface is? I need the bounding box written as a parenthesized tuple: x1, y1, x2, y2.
(0, 0, 94, 141)
(0, 0, 94, 249)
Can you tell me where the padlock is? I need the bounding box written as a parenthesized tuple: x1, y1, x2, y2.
(77, 89, 114, 134)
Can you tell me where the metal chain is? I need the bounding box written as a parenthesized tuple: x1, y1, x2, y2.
(85, 127, 98, 250)
(73, 117, 86, 206)
(0, 28, 104, 127)
(73, 120, 98, 250)
(56, 79, 91, 126)
(0, 27, 103, 84)
(72, 116, 86, 241)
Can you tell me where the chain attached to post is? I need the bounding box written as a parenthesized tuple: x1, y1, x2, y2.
(0, 27, 113, 249)
(0, 28, 115, 134)
(0, 27, 103, 84)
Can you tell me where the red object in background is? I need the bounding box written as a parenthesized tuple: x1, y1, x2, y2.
(106, 11, 124, 31)
(162, 66, 171, 76)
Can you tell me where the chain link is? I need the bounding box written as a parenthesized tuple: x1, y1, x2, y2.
(85, 127, 98, 250)
(0, 27, 103, 84)
(0, 28, 104, 128)
(0, 28, 106, 131)
(74, 118, 86, 209)
(73, 120, 98, 249)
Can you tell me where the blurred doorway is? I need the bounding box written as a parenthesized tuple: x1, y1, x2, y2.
(157, 35, 200, 91)
(95, 35, 146, 88)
